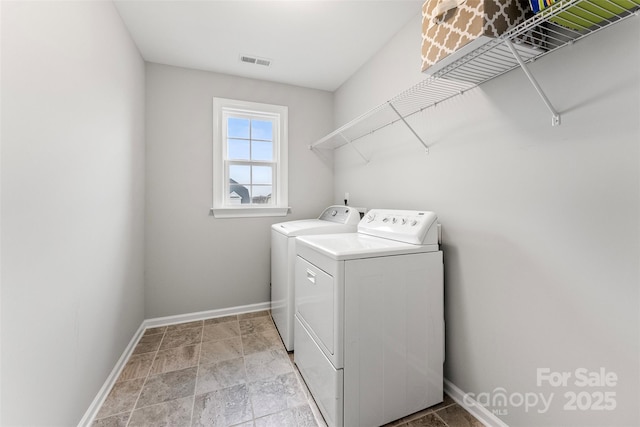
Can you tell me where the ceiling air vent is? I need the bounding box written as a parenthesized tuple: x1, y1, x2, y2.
(239, 54, 271, 67)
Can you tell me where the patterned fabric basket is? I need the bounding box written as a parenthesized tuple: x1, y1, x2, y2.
(421, 0, 531, 74)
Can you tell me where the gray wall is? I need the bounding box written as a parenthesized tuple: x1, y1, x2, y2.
(145, 64, 334, 318)
(334, 13, 639, 427)
(1, 1, 146, 425)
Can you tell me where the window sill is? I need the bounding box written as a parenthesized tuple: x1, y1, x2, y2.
(210, 206, 290, 219)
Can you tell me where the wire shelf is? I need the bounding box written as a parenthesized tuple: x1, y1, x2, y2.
(311, 0, 640, 152)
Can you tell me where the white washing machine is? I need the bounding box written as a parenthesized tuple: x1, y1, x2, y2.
(271, 205, 361, 351)
(294, 209, 444, 427)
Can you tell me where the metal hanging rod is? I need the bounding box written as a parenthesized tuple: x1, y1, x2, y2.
(388, 102, 430, 154)
(339, 133, 369, 164)
(504, 39, 561, 126)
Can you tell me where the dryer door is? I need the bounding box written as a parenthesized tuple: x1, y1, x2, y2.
(295, 256, 336, 356)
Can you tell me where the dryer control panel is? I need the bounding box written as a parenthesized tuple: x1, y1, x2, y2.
(358, 209, 439, 245)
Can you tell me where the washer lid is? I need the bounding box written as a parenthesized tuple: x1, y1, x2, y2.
(296, 233, 439, 260)
(272, 219, 357, 237)
(272, 205, 361, 237)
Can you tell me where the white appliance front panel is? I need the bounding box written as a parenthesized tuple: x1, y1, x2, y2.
(294, 316, 344, 427)
(295, 256, 341, 361)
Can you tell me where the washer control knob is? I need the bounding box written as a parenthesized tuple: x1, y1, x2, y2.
(411, 220, 418, 226)
(366, 214, 375, 223)
(382, 217, 390, 223)
(331, 210, 338, 216)
(401, 218, 407, 225)
(392, 217, 397, 224)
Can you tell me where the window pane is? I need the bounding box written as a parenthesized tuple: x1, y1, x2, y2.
(228, 117, 249, 138)
(252, 165, 272, 185)
(251, 140, 273, 161)
(228, 139, 250, 160)
(251, 120, 273, 141)
(229, 165, 250, 184)
(251, 186, 272, 204)
(228, 181, 249, 204)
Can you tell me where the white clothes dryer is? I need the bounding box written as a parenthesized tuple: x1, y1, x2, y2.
(294, 209, 444, 427)
(271, 205, 361, 351)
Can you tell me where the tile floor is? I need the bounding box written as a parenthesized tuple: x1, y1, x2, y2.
(92, 310, 484, 427)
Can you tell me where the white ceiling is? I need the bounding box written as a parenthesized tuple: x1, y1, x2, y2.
(114, 0, 423, 92)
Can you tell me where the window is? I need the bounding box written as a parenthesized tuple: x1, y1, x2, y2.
(212, 97, 288, 218)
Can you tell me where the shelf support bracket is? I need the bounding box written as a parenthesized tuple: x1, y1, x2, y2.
(504, 39, 560, 126)
(388, 102, 430, 153)
(339, 133, 369, 164)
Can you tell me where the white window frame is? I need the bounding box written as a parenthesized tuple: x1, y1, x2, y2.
(212, 97, 289, 218)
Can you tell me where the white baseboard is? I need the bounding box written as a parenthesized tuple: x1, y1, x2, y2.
(78, 301, 271, 427)
(77, 322, 146, 427)
(444, 378, 510, 427)
(143, 301, 271, 329)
